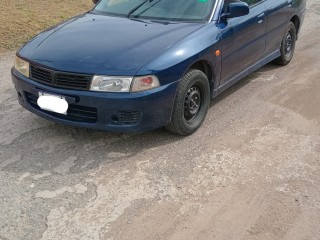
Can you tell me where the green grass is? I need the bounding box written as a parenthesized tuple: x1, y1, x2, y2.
(0, 0, 93, 53)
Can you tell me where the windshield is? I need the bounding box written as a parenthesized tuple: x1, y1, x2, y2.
(93, 0, 216, 22)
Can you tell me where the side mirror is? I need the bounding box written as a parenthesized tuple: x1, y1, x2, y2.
(222, 2, 249, 19)
(92, 0, 99, 4)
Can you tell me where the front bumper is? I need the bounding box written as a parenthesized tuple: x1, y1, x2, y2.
(11, 68, 178, 132)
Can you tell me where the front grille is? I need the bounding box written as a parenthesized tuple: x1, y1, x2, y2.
(30, 64, 93, 90)
(56, 74, 92, 89)
(26, 92, 97, 123)
(30, 65, 53, 84)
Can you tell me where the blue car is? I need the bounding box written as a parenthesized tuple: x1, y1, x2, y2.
(12, 0, 306, 135)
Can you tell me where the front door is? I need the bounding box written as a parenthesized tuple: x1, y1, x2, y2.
(218, 0, 267, 86)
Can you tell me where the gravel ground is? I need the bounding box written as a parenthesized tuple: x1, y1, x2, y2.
(1, 1, 320, 239)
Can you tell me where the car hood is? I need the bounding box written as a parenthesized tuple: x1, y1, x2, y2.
(19, 13, 204, 76)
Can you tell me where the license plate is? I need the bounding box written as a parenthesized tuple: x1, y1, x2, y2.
(37, 92, 69, 115)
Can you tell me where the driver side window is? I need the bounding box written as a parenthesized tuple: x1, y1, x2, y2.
(223, 0, 241, 12)
(242, 0, 263, 6)
(223, 0, 263, 11)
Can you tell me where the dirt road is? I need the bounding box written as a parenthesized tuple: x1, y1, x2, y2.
(1, 1, 320, 239)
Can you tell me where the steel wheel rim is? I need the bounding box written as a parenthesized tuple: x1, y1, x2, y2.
(184, 85, 202, 122)
(285, 31, 293, 56)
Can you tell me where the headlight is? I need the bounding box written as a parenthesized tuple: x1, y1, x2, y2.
(90, 76, 133, 92)
(90, 75, 160, 93)
(14, 56, 30, 78)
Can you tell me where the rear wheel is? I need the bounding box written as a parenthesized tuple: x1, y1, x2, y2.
(274, 22, 297, 66)
(166, 69, 210, 136)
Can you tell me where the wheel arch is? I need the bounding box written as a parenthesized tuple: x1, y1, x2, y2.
(290, 15, 300, 39)
(188, 60, 215, 97)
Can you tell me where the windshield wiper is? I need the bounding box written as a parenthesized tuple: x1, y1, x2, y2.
(127, 0, 154, 18)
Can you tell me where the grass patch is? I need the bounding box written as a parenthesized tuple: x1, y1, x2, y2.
(0, 0, 93, 53)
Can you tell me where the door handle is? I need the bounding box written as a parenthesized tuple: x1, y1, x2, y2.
(257, 13, 265, 24)
(287, 0, 293, 7)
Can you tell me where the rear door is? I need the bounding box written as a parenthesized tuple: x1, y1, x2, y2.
(264, 0, 295, 55)
(219, 0, 267, 85)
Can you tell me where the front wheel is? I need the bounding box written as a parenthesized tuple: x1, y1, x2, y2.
(274, 22, 297, 66)
(166, 69, 210, 136)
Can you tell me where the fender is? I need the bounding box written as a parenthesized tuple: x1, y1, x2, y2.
(137, 22, 222, 88)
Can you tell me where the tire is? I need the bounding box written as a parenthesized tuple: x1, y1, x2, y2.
(274, 22, 297, 66)
(166, 69, 210, 136)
